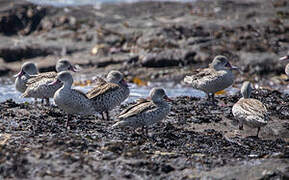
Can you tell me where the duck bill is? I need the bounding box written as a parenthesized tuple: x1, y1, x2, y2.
(70, 65, 79, 72)
(121, 79, 129, 87)
(13, 70, 24, 78)
(231, 65, 241, 72)
(48, 79, 61, 86)
(280, 55, 289, 61)
(164, 95, 173, 102)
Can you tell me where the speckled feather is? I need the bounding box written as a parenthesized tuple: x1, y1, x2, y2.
(118, 98, 152, 118)
(184, 68, 234, 94)
(232, 98, 268, 128)
(22, 77, 61, 98)
(27, 72, 57, 85)
(87, 77, 129, 113)
(114, 97, 170, 128)
(53, 72, 95, 115)
(54, 88, 95, 115)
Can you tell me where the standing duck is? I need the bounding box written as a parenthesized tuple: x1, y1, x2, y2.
(112, 88, 171, 134)
(232, 81, 269, 137)
(184, 55, 239, 105)
(22, 59, 77, 105)
(14, 62, 38, 93)
(51, 71, 95, 127)
(86, 70, 129, 121)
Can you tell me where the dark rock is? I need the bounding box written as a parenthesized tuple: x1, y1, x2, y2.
(0, 45, 82, 62)
(141, 49, 196, 67)
(0, 4, 47, 36)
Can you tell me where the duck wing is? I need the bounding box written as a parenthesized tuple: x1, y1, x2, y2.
(27, 72, 57, 85)
(118, 99, 156, 119)
(184, 68, 215, 83)
(86, 81, 120, 99)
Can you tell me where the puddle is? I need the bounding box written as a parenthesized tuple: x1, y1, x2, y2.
(0, 77, 239, 103)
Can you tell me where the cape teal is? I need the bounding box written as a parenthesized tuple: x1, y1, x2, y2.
(51, 71, 95, 127)
(86, 70, 129, 121)
(113, 87, 171, 135)
(22, 59, 77, 105)
(14, 62, 38, 93)
(184, 55, 238, 105)
(232, 81, 269, 137)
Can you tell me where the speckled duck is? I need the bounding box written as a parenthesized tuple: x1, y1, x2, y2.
(86, 70, 129, 120)
(232, 81, 269, 137)
(14, 62, 38, 93)
(51, 71, 95, 127)
(22, 59, 77, 105)
(112, 87, 171, 134)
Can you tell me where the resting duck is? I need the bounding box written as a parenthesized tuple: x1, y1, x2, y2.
(232, 81, 269, 137)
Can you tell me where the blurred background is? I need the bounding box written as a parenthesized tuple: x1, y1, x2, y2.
(0, 0, 288, 102)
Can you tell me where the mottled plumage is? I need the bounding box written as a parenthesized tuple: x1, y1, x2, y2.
(14, 62, 38, 93)
(232, 81, 269, 137)
(184, 55, 238, 104)
(52, 71, 95, 127)
(113, 88, 171, 133)
(22, 59, 77, 105)
(87, 71, 130, 120)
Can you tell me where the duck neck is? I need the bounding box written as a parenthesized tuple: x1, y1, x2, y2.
(152, 99, 167, 106)
(62, 79, 73, 89)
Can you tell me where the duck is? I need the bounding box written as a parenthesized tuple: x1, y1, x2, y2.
(112, 87, 171, 135)
(86, 70, 129, 121)
(232, 81, 269, 137)
(51, 71, 95, 127)
(14, 62, 38, 93)
(22, 59, 77, 105)
(184, 55, 239, 105)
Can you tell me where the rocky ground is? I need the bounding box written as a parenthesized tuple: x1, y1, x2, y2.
(1, 89, 289, 179)
(1, 0, 289, 179)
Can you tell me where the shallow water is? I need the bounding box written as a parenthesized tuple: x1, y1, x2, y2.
(0, 78, 239, 103)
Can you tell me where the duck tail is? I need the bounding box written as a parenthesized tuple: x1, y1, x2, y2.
(112, 120, 128, 129)
(21, 91, 30, 98)
(184, 75, 193, 84)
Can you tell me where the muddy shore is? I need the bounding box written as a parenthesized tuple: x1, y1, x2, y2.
(1, 89, 289, 179)
(1, 0, 289, 179)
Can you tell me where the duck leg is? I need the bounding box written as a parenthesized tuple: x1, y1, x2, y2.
(256, 127, 261, 137)
(34, 98, 38, 105)
(211, 93, 217, 106)
(45, 98, 50, 106)
(66, 114, 71, 128)
(101, 112, 105, 120)
(206, 93, 211, 101)
(238, 122, 244, 130)
(106, 111, 110, 121)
